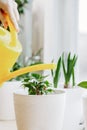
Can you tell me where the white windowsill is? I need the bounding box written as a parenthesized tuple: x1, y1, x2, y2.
(0, 120, 83, 130)
(0, 121, 17, 130)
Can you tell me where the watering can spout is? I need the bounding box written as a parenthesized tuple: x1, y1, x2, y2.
(0, 64, 56, 85)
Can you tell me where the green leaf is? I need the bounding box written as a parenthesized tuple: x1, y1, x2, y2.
(46, 89, 53, 94)
(67, 55, 77, 82)
(51, 59, 54, 77)
(44, 80, 51, 87)
(72, 68, 75, 86)
(54, 57, 61, 88)
(62, 53, 67, 80)
(78, 81, 87, 89)
(15, 0, 29, 14)
(67, 52, 71, 74)
(31, 73, 41, 80)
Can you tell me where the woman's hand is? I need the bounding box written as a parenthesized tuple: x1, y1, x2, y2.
(0, 0, 19, 32)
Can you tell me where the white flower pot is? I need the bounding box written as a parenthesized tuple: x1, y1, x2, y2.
(14, 90, 66, 130)
(82, 94, 87, 130)
(62, 87, 86, 130)
(0, 81, 21, 120)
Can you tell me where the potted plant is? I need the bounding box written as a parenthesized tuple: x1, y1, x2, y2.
(14, 73, 66, 130)
(51, 52, 86, 130)
(61, 53, 86, 130)
(0, 49, 42, 121)
(62, 53, 86, 130)
(78, 81, 87, 130)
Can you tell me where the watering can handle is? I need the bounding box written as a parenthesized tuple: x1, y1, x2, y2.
(6, 15, 17, 46)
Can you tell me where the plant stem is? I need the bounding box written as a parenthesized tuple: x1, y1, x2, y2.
(64, 83, 69, 88)
(72, 68, 75, 87)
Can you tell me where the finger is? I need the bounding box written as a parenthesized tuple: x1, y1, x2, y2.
(3, 21, 8, 29)
(13, 1, 19, 22)
(6, 0, 19, 31)
(0, 11, 4, 22)
(0, 11, 7, 26)
(7, 7, 19, 32)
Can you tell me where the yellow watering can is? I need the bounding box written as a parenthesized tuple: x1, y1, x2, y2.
(0, 16, 56, 85)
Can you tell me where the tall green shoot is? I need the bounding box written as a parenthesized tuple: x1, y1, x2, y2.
(62, 52, 77, 88)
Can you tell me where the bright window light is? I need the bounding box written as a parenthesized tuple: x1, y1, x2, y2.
(79, 0, 87, 33)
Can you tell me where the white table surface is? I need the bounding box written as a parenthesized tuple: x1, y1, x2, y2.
(0, 121, 17, 130)
(0, 120, 84, 130)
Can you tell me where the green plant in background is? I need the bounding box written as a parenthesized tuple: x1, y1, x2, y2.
(22, 73, 53, 95)
(15, 0, 29, 14)
(51, 57, 61, 88)
(10, 49, 43, 81)
(78, 81, 87, 89)
(62, 52, 77, 88)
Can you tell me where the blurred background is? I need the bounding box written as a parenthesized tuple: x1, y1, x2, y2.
(17, 0, 87, 83)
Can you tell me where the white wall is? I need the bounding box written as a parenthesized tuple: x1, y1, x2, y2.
(78, 33, 87, 81)
(18, 2, 32, 64)
(31, 0, 79, 82)
(44, 0, 79, 63)
(44, 0, 63, 62)
(32, 0, 45, 58)
(32, 0, 79, 61)
(78, 0, 87, 81)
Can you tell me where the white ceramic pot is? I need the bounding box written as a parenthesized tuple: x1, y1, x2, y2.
(83, 94, 87, 130)
(14, 90, 66, 130)
(0, 81, 21, 120)
(62, 87, 86, 130)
